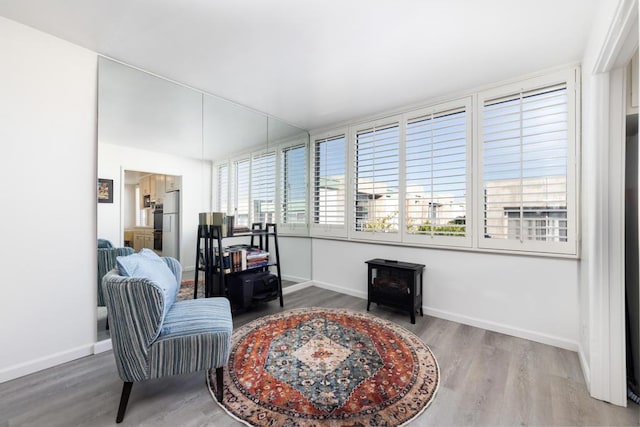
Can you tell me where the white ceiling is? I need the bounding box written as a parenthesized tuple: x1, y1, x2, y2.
(0, 0, 601, 130)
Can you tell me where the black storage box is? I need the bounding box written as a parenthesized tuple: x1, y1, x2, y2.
(227, 270, 279, 309)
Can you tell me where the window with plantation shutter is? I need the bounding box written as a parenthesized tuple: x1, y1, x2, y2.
(216, 163, 228, 213)
(312, 132, 347, 235)
(354, 120, 400, 238)
(405, 101, 470, 245)
(280, 144, 307, 225)
(233, 159, 250, 227)
(213, 68, 577, 256)
(479, 74, 575, 254)
(251, 152, 276, 224)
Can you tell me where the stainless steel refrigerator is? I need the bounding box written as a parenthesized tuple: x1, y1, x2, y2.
(162, 191, 180, 259)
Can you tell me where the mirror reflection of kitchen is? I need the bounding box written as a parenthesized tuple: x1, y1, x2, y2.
(123, 170, 181, 260)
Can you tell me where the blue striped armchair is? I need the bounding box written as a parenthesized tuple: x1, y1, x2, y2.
(102, 252, 233, 423)
(97, 246, 135, 307)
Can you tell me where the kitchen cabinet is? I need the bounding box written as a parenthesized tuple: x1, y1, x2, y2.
(133, 228, 154, 252)
(124, 230, 134, 248)
(139, 175, 151, 196)
(139, 175, 151, 208)
(165, 175, 181, 192)
(133, 233, 145, 252)
(144, 233, 154, 249)
(149, 176, 156, 199)
(139, 174, 167, 205)
(153, 175, 165, 203)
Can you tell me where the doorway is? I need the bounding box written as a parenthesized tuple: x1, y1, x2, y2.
(626, 109, 640, 403)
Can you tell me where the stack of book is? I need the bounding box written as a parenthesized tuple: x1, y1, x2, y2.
(245, 247, 269, 269)
(215, 245, 270, 273)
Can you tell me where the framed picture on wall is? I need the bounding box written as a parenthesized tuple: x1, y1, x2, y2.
(98, 178, 113, 203)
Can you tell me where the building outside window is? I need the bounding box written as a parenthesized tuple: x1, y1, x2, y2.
(354, 123, 400, 233)
(281, 144, 307, 225)
(480, 79, 572, 252)
(405, 106, 468, 238)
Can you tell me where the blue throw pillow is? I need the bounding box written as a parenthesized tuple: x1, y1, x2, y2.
(116, 249, 179, 313)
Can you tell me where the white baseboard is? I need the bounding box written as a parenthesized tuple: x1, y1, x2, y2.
(312, 280, 367, 300)
(282, 274, 310, 283)
(423, 307, 579, 351)
(310, 281, 579, 352)
(0, 344, 94, 384)
(282, 280, 313, 295)
(578, 344, 591, 391)
(4, 282, 580, 384)
(93, 339, 113, 354)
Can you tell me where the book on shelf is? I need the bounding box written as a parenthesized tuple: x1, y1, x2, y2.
(232, 226, 251, 235)
(212, 245, 270, 273)
(246, 249, 269, 259)
(214, 247, 231, 274)
(228, 247, 247, 272)
(247, 259, 270, 269)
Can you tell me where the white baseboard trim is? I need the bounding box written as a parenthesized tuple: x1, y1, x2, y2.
(93, 339, 113, 354)
(282, 274, 310, 283)
(0, 344, 94, 384)
(311, 281, 579, 352)
(423, 307, 579, 351)
(282, 280, 313, 295)
(578, 344, 591, 391)
(312, 280, 367, 300)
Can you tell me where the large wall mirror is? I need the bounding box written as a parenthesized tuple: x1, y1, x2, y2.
(97, 58, 310, 342)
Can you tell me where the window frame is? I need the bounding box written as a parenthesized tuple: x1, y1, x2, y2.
(230, 156, 251, 228)
(275, 136, 310, 235)
(309, 128, 349, 238)
(250, 148, 277, 226)
(213, 67, 579, 258)
(401, 97, 473, 248)
(349, 116, 403, 243)
(475, 69, 578, 255)
(214, 162, 230, 214)
(213, 137, 310, 235)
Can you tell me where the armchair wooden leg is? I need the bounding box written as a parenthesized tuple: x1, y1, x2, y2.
(215, 367, 224, 402)
(116, 381, 133, 423)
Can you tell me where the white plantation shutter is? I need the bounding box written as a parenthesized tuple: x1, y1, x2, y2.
(213, 69, 577, 256)
(405, 105, 468, 244)
(280, 144, 307, 225)
(233, 159, 250, 227)
(480, 80, 574, 253)
(354, 121, 400, 235)
(216, 163, 228, 213)
(312, 133, 347, 234)
(251, 152, 276, 224)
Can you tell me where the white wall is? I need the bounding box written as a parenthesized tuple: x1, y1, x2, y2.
(0, 17, 97, 381)
(278, 236, 312, 282)
(98, 143, 212, 271)
(0, 1, 629, 392)
(312, 239, 580, 349)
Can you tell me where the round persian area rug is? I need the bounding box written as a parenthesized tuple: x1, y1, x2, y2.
(209, 307, 439, 426)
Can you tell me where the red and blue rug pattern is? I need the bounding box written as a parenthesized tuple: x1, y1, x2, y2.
(210, 307, 439, 426)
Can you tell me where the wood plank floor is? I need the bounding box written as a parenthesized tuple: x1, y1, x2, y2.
(2, 286, 638, 426)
